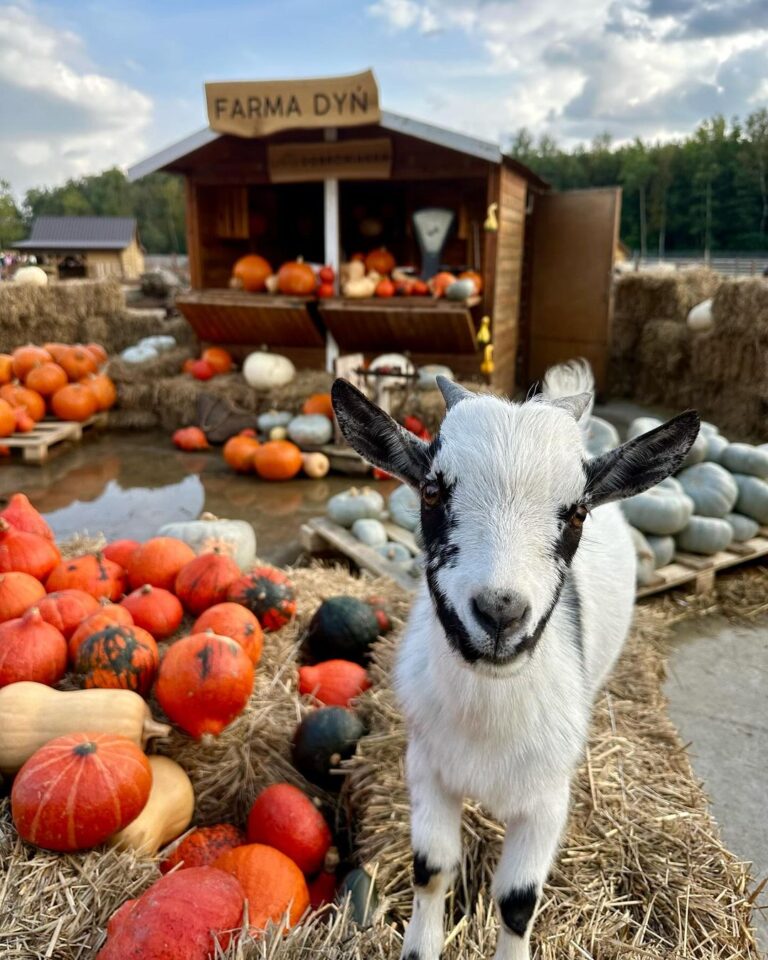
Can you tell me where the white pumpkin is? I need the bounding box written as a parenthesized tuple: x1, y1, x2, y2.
(243, 351, 296, 390)
(704, 433, 728, 463)
(375, 542, 412, 564)
(13, 265, 48, 286)
(369, 353, 415, 388)
(686, 298, 713, 332)
(676, 462, 738, 518)
(699, 421, 720, 437)
(258, 409, 292, 432)
(157, 513, 256, 570)
(138, 335, 176, 353)
(733, 474, 768, 524)
(445, 279, 476, 301)
(120, 344, 159, 364)
(680, 432, 707, 468)
(287, 414, 333, 447)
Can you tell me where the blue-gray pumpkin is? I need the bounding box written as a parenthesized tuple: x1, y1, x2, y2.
(676, 462, 738, 518)
(288, 414, 333, 447)
(327, 487, 385, 527)
(257, 409, 293, 432)
(704, 433, 728, 463)
(725, 513, 759, 542)
(375, 542, 412, 564)
(351, 518, 388, 547)
(646, 534, 675, 568)
(733, 474, 768, 524)
(388, 484, 420, 531)
(630, 527, 656, 586)
(720, 443, 768, 479)
(676, 516, 733, 555)
(621, 488, 694, 535)
(584, 416, 619, 458)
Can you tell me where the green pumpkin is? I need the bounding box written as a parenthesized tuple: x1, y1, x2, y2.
(704, 433, 728, 463)
(677, 462, 738, 518)
(733, 474, 768, 524)
(584, 416, 619, 458)
(630, 527, 656, 586)
(725, 513, 759, 542)
(306, 596, 381, 664)
(337, 867, 379, 926)
(292, 706, 365, 790)
(646, 535, 675, 568)
(288, 414, 333, 447)
(720, 443, 768, 479)
(676, 516, 733, 555)
(375, 542, 411, 564)
(621, 488, 694, 535)
(327, 487, 385, 528)
(388, 484, 420, 531)
(351, 518, 388, 547)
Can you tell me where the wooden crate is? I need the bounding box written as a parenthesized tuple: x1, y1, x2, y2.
(3, 413, 108, 464)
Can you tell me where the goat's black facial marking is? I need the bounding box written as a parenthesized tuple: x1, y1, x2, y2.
(555, 504, 587, 567)
(498, 884, 538, 937)
(421, 473, 459, 571)
(514, 569, 565, 657)
(426, 567, 480, 663)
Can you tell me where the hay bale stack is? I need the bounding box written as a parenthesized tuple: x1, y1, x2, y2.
(633, 320, 691, 404)
(711, 276, 768, 336)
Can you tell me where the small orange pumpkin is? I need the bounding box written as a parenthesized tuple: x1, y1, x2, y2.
(0, 572, 46, 622)
(0, 607, 67, 687)
(302, 393, 334, 419)
(459, 270, 483, 293)
(277, 258, 317, 296)
(102, 539, 140, 569)
(47, 552, 125, 600)
(59, 345, 98, 381)
(126, 537, 196, 592)
(246, 783, 332, 876)
(0, 492, 54, 540)
(68, 604, 134, 663)
(232, 254, 273, 293)
(85, 342, 108, 366)
(0, 354, 13, 385)
(160, 824, 246, 874)
(0, 399, 14, 438)
(430, 271, 458, 297)
(173, 426, 210, 451)
(0, 519, 60, 580)
(364, 247, 396, 275)
(223, 435, 260, 473)
(252, 440, 303, 481)
(298, 660, 371, 707)
(192, 602, 264, 666)
(11, 345, 51, 381)
(80, 373, 116, 411)
(0, 384, 45, 422)
(175, 551, 241, 616)
(74, 623, 159, 695)
(202, 347, 233, 375)
(25, 362, 67, 397)
(43, 343, 69, 364)
(120, 584, 184, 639)
(11, 733, 151, 851)
(51, 383, 98, 422)
(155, 632, 254, 738)
(13, 408, 35, 433)
(36, 589, 100, 639)
(226, 566, 296, 632)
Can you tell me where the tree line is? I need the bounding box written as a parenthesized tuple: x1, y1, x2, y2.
(0, 169, 186, 255)
(509, 109, 768, 256)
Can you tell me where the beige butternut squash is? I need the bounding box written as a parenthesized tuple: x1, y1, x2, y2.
(110, 755, 194, 855)
(0, 682, 170, 774)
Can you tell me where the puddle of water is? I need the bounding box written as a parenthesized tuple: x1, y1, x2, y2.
(0, 429, 395, 564)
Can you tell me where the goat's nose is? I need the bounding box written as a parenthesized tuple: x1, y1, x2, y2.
(471, 589, 529, 636)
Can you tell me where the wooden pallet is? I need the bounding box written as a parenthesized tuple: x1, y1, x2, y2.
(300, 517, 421, 592)
(636, 529, 768, 598)
(2, 413, 108, 463)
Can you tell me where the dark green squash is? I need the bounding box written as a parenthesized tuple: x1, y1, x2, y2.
(292, 706, 365, 791)
(337, 867, 379, 926)
(306, 596, 380, 664)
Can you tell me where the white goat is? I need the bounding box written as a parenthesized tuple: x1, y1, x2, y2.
(332, 361, 699, 960)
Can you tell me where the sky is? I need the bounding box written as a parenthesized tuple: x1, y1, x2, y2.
(1, 0, 767, 197)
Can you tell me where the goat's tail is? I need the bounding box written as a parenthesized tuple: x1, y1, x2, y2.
(540, 358, 595, 424)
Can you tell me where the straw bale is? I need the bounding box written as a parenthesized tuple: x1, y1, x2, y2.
(689, 330, 768, 389)
(711, 276, 768, 336)
(108, 346, 195, 385)
(613, 268, 721, 325)
(107, 407, 160, 430)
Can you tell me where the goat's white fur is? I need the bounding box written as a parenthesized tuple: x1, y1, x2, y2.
(394, 361, 636, 960)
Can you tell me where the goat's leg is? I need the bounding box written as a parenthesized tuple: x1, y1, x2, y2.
(492, 782, 570, 960)
(400, 749, 463, 960)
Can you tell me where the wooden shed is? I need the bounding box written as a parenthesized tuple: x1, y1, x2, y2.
(15, 217, 145, 280)
(128, 72, 620, 393)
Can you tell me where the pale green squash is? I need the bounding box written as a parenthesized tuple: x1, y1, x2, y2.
(725, 513, 759, 542)
(327, 487, 385, 527)
(621, 488, 694, 535)
(288, 414, 333, 447)
(157, 513, 256, 570)
(733, 474, 768, 524)
(656, 476, 684, 495)
(627, 417, 662, 441)
(388, 484, 420, 531)
(676, 516, 733, 555)
(699, 421, 720, 437)
(680, 432, 707, 468)
(704, 433, 728, 463)
(351, 518, 388, 547)
(375, 542, 412, 564)
(584, 416, 619, 458)
(646, 535, 675, 568)
(676, 462, 738, 518)
(257, 409, 292, 432)
(720, 443, 768, 479)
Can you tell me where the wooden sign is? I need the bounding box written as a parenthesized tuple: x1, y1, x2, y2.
(268, 138, 392, 183)
(206, 70, 380, 138)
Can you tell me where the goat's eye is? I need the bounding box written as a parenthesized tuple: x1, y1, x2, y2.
(568, 504, 588, 529)
(421, 481, 441, 508)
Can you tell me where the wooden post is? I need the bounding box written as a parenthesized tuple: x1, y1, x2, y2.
(324, 128, 340, 372)
(185, 179, 203, 289)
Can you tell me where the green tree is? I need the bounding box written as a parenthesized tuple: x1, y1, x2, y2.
(744, 108, 768, 236)
(0, 181, 25, 248)
(621, 140, 655, 258)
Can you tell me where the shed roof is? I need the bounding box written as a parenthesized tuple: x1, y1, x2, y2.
(15, 216, 137, 250)
(126, 110, 547, 187)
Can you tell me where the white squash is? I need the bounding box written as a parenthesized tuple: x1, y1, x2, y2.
(369, 353, 415, 388)
(158, 512, 256, 570)
(720, 443, 768, 479)
(121, 343, 158, 364)
(445, 279, 476, 301)
(699, 421, 720, 437)
(686, 298, 713, 332)
(676, 462, 738, 518)
(110, 756, 194, 855)
(376, 542, 412, 564)
(646, 535, 675, 568)
(13, 265, 48, 286)
(656, 476, 684, 495)
(243, 351, 296, 390)
(676, 516, 733, 555)
(138, 335, 176, 353)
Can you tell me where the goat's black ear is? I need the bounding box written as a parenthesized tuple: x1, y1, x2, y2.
(584, 410, 700, 508)
(331, 379, 429, 487)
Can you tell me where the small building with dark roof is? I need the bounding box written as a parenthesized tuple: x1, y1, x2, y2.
(15, 216, 144, 280)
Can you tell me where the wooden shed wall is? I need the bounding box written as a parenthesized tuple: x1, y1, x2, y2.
(490, 165, 527, 394)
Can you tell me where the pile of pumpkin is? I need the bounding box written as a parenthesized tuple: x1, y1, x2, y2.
(584, 415, 768, 583)
(181, 345, 235, 382)
(0, 342, 116, 436)
(231, 254, 335, 298)
(340, 248, 482, 301)
(0, 494, 392, 956)
(174, 392, 336, 482)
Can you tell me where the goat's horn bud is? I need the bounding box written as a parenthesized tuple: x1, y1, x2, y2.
(437, 376, 473, 410)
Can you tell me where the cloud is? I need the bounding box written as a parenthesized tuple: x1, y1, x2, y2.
(0, 3, 152, 197)
(367, 0, 768, 147)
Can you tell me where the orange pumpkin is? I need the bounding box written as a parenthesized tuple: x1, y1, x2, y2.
(192, 602, 264, 666)
(80, 373, 116, 411)
(68, 604, 134, 663)
(103, 539, 140, 568)
(375, 278, 395, 298)
(155, 632, 254, 738)
(298, 660, 371, 707)
(0, 607, 67, 687)
(120, 584, 184, 639)
(11, 733, 151, 851)
(226, 566, 296, 632)
(202, 347, 233, 374)
(13, 408, 35, 433)
(252, 440, 303, 481)
(36, 589, 100, 639)
(173, 427, 210, 451)
(0, 492, 54, 540)
(126, 537, 196, 592)
(47, 552, 125, 600)
(43, 343, 69, 364)
(430, 271, 457, 297)
(59, 345, 97, 381)
(0, 572, 46, 622)
(160, 824, 246, 874)
(364, 247, 396, 275)
(0, 399, 14, 438)
(11, 345, 51, 381)
(212, 844, 309, 932)
(182, 358, 196, 374)
(277, 258, 317, 296)
(302, 393, 334, 419)
(74, 623, 159, 695)
(25, 362, 67, 397)
(0, 519, 60, 580)
(459, 270, 483, 293)
(0, 354, 13, 384)
(223, 434, 260, 473)
(232, 254, 273, 293)
(51, 383, 98, 422)
(175, 551, 241, 616)
(246, 783, 332, 876)
(0, 384, 46, 422)
(85, 342, 108, 366)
